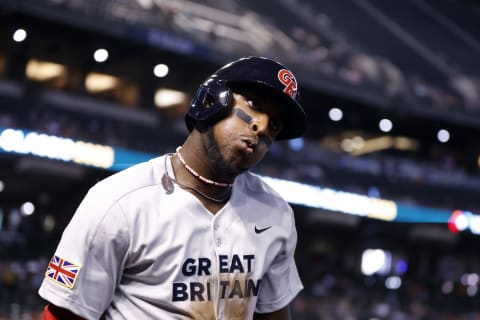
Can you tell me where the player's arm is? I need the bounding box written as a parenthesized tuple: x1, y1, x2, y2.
(253, 306, 291, 320)
(43, 303, 85, 320)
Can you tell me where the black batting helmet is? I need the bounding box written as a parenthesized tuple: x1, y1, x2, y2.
(185, 56, 306, 140)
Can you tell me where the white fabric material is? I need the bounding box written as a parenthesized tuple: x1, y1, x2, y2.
(38, 155, 303, 319)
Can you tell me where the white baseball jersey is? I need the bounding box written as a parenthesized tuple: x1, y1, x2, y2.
(38, 155, 303, 319)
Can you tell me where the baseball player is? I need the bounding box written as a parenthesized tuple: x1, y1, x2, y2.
(38, 56, 307, 319)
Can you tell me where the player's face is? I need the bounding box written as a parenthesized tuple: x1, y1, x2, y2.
(205, 91, 284, 175)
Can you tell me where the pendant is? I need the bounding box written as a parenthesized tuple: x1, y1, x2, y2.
(161, 173, 175, 194)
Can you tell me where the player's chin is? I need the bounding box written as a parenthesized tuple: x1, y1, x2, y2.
(236, 152, 265, 171)
(227, 144, 266, 172)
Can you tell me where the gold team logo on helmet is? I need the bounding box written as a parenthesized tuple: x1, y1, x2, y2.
(277, 69, 298, 98)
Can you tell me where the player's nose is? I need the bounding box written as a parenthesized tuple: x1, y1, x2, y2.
(249, 112, 269, 136)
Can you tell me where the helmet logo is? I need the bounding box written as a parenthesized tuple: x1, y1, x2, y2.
(277, 69, 297, 98)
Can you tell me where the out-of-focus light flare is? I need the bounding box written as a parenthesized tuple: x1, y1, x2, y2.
(262, 176, 397, 221)
(341, 136, 365, 152)
(154, 88, 187, 108)
(0, 180, 4, 192)
(94, 48, 109, 63)
(379, 119, 393, 132)
(467, 285, 478, 297)
(373, 303, 390, 318)
(448, 210, 468, 233)
(328, 107, 343, 121)
(461, 273, 479, 286)
(448, 210, 480, 235)
(361, 249, 391, 276)
(385, 276, 402, 290)
(85, 73, 118, 93)
(43, 214, 56, 232)
(26, 60, 66, 81)
(154, 64, 169, 78)
(393, 136, 418, 150)
(13, 28, 27, 42)
(442, 281, 454, 294)
(21, 201, 35, 216)
(288, 138, 304, 151)
(395, 260, 408, 275)
(470, 215, 480, 235)
(437, 129, 450, 143)
(0, 127, 113, 169)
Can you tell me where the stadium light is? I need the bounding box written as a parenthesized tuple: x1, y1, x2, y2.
(448, 210, 469, 233)
(154, 64, 169, 78)
(13, 28, 27, 42)
(467, 286, 478, 297)
(461, 273, 479, 286)
(21, 202, 35, 216)
(437, 129, 450, 143)
(341, 136, 365, 153)
(94, 48, 109, 63)
(154, 88, 187, 108)
(470, 215, 480, 235)
(385, 276, 402, 290)
(328, 107, 343, 121)
(85, 72, 119, 93)
(361, 249, 392, 276)
(26, 59, 66, 82)
(379, 118, 393, 132)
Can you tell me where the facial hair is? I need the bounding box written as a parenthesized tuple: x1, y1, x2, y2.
(205, 127, 247, 178)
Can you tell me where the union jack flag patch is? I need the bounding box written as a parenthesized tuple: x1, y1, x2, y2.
(46, 255, 81, 289)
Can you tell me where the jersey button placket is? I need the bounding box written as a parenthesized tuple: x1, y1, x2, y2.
(213, 222, 221, 247)
(212, 216, 227, 319)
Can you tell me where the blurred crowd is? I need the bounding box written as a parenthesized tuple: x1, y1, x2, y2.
(0, 0, 471, 117)
(0, 258, 45, 320)
(29, 0, 480, 113)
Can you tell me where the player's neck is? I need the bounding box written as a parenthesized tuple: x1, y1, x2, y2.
(176, 146, 234, 188)
(181, 134, 237, 184)
(170, 147, 232, 211)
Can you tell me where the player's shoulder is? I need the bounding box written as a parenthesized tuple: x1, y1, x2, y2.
(88, 155, 165, 202)
(237, 172, 290, 209)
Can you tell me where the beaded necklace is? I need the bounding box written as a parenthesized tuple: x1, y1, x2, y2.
(161, 153, 232, 204)
(176, 146, 234, 188)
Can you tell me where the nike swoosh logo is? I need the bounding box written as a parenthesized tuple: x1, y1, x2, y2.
(255, 226, 272, 234)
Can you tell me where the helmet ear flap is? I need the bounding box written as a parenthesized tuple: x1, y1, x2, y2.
(186, 81, 233, 132)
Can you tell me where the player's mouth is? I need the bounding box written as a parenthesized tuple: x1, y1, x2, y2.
(241, 138, 257, 154)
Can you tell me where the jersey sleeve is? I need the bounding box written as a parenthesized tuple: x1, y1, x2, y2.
(38, 187, 130, 320)
(255, 207, 304, 314)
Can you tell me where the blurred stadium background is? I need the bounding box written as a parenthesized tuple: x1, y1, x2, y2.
(0, 0, 479, 319)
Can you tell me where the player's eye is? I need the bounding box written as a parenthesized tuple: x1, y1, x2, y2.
(269, 118, 281, 135)
(246, 99, 258, 110)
